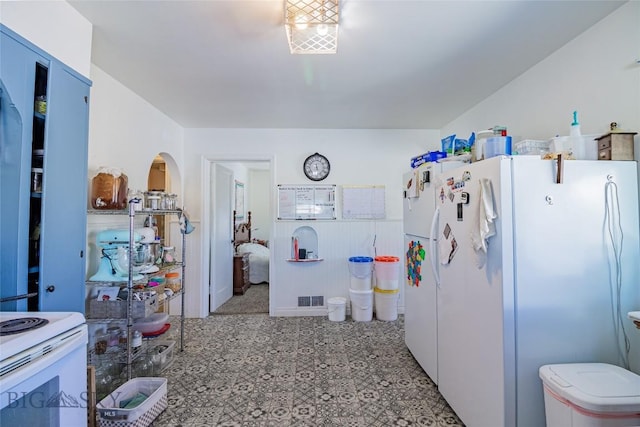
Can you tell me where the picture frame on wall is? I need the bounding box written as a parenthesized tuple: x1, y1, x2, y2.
(235, 181, 245, 220)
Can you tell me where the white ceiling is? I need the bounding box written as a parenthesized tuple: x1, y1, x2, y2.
(68, 0, 625, 130)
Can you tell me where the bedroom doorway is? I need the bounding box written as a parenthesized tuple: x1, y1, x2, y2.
(205, 158, 273, 315)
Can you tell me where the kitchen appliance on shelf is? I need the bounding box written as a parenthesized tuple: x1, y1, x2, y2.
(134, 227, 160, 274)
(402, 159, 463, 384)
(429, 155, 640, 427)
(0, 312, 88, 425)
(89, 229, 144, 282)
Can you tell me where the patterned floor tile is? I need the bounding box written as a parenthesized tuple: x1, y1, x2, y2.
(146, 314, 463, 427)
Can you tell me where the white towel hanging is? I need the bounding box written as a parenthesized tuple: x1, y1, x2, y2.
(470, 178, 497, 268)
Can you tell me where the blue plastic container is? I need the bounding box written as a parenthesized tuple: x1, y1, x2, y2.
(485, 136, 512, 158)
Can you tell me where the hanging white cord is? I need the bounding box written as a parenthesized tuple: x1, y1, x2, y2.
(604, 177, 630, 370)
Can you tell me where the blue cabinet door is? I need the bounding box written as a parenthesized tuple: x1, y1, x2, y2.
(1, 25, 91, 313)
(0, 30, 47, 311)
(39, 60, 90, 312)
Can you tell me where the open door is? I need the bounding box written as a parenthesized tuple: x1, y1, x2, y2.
(209, 164, 234, 311)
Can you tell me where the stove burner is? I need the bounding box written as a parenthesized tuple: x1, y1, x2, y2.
(0, 317, 49, 336)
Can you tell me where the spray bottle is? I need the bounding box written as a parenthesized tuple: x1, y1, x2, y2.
(570, 111, 581, 137)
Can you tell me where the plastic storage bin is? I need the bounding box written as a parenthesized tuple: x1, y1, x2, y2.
(539, 363, 640, 427)
(514, 139, 550, 155)
(549, 134, 599, 160)
(97, 377, 167, 427)
(484, 136, 512, 159)
(133, 313, 169, 334)
(146, 340, 175, 374)
(164, 272, 181, 292)
(87, 295, 157, 320)
(374, 256, 400, 290)
(348, 256, 373, 290)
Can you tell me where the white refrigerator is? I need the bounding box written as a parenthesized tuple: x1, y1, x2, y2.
(431, 155, 640, 427)
(402, 160, 463, 384)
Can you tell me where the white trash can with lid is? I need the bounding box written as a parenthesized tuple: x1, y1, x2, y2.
(539, 363, 640, 427)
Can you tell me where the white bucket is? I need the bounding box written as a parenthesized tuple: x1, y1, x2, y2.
(349, 256, 373, 290)
(376, 279, 399, 290)
(327, 297, 346, 322)
(350, 277, 371, 291)
(374, 256, 400, 290)
(374, 287, 399, 321)
(349, 289, 373, 322)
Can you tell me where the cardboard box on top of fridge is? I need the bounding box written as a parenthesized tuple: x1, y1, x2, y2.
(410, 151, 447, 168)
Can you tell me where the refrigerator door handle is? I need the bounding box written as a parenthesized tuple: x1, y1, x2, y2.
(430, 206, 440, 286)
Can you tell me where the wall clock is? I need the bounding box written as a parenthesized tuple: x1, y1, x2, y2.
(303, 152, 331, 181)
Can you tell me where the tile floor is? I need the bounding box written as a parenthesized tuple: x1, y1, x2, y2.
(152, 314, 464, 426)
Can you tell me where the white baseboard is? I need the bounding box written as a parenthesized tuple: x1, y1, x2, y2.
(271, 305, 405, 317)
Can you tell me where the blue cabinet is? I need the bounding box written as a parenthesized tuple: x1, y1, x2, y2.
(0, 25, 91, 312)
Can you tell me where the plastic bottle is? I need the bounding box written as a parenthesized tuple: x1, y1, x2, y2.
(570, 111, 581, 137)
(132, 330, 142, 348)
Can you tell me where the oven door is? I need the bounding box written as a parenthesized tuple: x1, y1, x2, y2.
(0, 325, 88, 427)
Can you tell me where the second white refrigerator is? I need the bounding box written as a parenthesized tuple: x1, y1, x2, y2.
(431, 155, 640, 427)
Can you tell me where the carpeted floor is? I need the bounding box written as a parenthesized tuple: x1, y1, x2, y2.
(214, 283, 269, 315)
(152, 314, 464, 427)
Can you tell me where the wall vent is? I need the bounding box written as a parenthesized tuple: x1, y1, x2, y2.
(298, 296, 311, 307)
(311, 296, 324, 306)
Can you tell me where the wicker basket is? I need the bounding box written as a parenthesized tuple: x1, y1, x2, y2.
(87, 296, 157, 320)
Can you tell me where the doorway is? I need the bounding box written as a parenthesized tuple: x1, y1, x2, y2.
(203, 158, 273, 316)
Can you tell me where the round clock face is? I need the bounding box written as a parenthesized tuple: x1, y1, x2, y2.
(303, 153, 330, 181)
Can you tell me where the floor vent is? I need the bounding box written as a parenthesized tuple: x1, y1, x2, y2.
(311, 296, 324, 306)
(298, 296, 311, 307)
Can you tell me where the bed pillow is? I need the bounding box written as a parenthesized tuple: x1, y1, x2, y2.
(237, 243, 269, 257)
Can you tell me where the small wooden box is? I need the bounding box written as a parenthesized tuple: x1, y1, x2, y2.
(596, 132, 636, 160)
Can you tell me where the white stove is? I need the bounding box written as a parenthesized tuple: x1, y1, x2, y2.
(0, 311, 88, 427)
(0, 311, 86, 360)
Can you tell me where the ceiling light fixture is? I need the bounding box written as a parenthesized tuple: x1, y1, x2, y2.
(285, 0, 339, 54)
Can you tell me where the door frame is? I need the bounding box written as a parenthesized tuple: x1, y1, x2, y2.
(200, 155, 275, 317)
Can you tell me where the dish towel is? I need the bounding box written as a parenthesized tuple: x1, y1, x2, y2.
(470, 178, 497, 268)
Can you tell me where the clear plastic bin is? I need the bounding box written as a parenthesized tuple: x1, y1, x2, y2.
(514, 139, 550, 155)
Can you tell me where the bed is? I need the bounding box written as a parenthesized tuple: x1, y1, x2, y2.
(233, 211, 269, 284)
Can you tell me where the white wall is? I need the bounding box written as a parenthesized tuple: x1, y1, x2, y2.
(184, 128, 440, 317)
(0, 1, 92, 78)
(441, 1, 640, 151)
(87, 65, 184, 191)
(249, 169, 271, 242)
